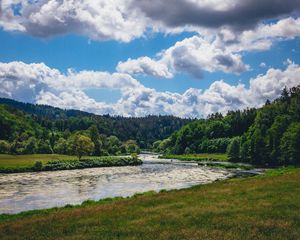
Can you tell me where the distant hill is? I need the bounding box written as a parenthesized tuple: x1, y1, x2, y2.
(0, 98, 192, 148)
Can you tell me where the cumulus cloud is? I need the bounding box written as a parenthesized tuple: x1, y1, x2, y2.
(0, 0, 146, 42)
(1, 61, 299, 118)
(131, 0, 300, 30)
(118, 17, 300, 79)
(116, 57, 173, 78)
(1, 0, 300, 42)
(0, 61, 141, 103)
(118, 35, 250, 79)
(218, 17, 300, 53)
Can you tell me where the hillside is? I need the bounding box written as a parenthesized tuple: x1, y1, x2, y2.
(0, 99, 191, 155)
(157, 86, 300, 166)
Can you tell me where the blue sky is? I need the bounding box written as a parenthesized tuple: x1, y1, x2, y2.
(0, 0, 300, 117)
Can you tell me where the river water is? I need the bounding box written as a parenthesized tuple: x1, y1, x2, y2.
(0, 154, 234, 214)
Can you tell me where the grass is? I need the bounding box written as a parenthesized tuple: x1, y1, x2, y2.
(159, 153, 228, 162)
(0, 154, 141, 173)
(0, 167, 299, 239)
(0, 154, 81, 168)
(197, 161, 254, 170)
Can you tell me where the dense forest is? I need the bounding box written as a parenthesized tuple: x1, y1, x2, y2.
(154, 86, 300, 166)
(0, 98, 191, 155)
(1, 85, 299, 166)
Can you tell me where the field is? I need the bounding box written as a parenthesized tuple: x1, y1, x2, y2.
(0, 154, 141, 173)
(159, 153, 228, 162)
(0, 167, 299, 240)
(0, 154, 78, 169)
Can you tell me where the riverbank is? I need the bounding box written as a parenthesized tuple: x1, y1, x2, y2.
(0, 167, 299, 239)
(159, 153, 254, 170)
(159, 153, 228, 161)
(0, 154, 142, 173)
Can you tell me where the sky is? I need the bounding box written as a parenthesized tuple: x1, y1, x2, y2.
(0, 0, 300, 118)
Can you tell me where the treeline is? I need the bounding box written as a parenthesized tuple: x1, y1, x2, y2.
(153, 108, 256, 154)
(155, 86, 300, 166)
(0, 106, 140, 156)
(0, 98, 191, 149)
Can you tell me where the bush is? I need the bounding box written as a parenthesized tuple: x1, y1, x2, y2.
(34, 161, 43, 171)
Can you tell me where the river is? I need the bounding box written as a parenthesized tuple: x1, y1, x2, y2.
(0, 154, 234, 214)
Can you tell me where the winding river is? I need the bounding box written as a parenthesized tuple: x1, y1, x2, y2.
(0, 154, 234, 214)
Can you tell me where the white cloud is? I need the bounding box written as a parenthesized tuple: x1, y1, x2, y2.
(117, 17, 300, 79)
(219, 17, 300, 53)
(1, 0, 300, 44)
(0, 0, 146, 42)
(117, 36, 250, 79)
(1, 61, 299, 118)
(260, 62, 267, 68)
(117, 57, 173, 78)
(0, 61, 142, 103)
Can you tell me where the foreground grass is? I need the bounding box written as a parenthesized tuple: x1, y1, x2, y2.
(0, 154, 141, 173)
(0, 167, 299, 240)
(159, 153, 228, 162)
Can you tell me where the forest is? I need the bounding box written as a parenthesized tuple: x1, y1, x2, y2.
(154, 86, 300, 166)
(1, 86, 299, 166)
(0, 98, 191, 156)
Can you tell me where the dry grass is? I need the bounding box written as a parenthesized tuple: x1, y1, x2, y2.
(0, 168, 299, 240)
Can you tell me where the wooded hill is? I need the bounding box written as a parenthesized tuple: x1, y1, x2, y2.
(0, 98, 191, 155)
(155, 86, 300, 166)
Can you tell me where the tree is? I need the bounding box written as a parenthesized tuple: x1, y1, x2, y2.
(280, 123, 300, 165)
(152, 140, 162, 152)
(124, 140, 140, 154)
(107, 136, 121, 155)
(53, 138, 68, 154)
(0, 140, 10, 154)
(89, 125, 102, 156)
(72, 135, 95, 160)
(23, 137, 37, 154)
(36, 140, 53, 154)
(227, 138, 240, 162)
(268, 115, 291, 165)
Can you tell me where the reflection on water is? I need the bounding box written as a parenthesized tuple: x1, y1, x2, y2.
(0, 154, 233, 214)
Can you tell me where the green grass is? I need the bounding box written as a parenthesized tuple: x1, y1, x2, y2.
(197, 161, 254, 170)
(159, 153, 228, 162)
(0, 154, 141, 173)
(0, 154, 78, 169)
(0, 167, 299, 240)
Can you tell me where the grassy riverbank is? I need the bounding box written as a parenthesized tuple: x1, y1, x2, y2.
(159, 154, 254, 170)
(159, 153, 228, 162)
(0, 167, 299, 239)
(0, 154, 142, 173)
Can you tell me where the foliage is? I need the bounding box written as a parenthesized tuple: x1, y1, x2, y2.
(156, 108, 256, 154)
(0, 98, 191, 149)
(226, 137, 240, 161)
(33, 161, 43, 171)
(279, 123, 300, 165)
(0, 140, 10, 154)
(69, 134, 95, 160)
(158, 86, 300, 166)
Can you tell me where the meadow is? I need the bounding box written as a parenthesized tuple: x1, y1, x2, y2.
(0, 154, 141, 173)
(0, 167, 299, 240)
